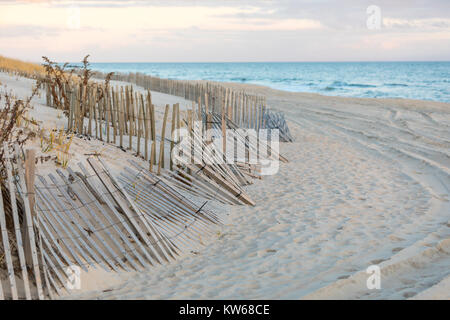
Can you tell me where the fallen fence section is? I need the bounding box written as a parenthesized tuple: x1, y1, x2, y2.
(0, 144, 46, 300)
(263, 110, 294, 143)
(1, 147, 223, 299)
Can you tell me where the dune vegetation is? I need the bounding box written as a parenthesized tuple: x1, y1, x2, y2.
(0, 55, 44, 78)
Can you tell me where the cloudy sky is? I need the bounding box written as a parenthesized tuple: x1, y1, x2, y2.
(0, 0, 449, 62)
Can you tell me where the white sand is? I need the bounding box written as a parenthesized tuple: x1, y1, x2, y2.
(1, 72, 449, 299)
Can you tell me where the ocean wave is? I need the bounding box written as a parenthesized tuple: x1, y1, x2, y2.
(230, 77, 248, 82)
(89, 61, 450, 103)
(330, 80, 346, 87)
(330, 81, 376, 88)
(347, 83, 377, 88)
(385, 83, 409, 87)
(363, 90, 390, 98)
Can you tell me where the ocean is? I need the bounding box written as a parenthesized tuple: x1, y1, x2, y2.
(84, 62, 450, 103)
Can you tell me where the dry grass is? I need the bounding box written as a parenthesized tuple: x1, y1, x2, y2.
(39, 127, 74, 168)
(0, 87, 39, 166)
(0, 55, 110, 170)
(42, 55, 113, 120)
(55, 131, 74, 168)
(0, 56, 44, 167)
(41, 56, 76, 115)
(0, 55, 44, 78)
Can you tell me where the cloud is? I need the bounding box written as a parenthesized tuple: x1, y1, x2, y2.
(0, 24, 62, 37)
(0, 0, 449, 61)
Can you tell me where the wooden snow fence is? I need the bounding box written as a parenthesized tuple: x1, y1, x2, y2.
(118, 160, 223, 252)
(167, 113, 256, 206)
(262, 109, 294, 142)
(33, 156, 224, 296)
(0, 144, 46, 300)
(90, 71, 293, 135)
(45, 71, 294, 143)
(208, 111, 289, 164)
(199, 111, 288, 180)
(44, 81, 259, 206)
(1, 149, 223, 300)
(42, 74, 297, 208)
(121, 73, 268, 131)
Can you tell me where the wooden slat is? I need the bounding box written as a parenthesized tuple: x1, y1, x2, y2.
(88, 87, 93, 136)
(34, 215, 54, 300)
(36, 179, 95, 270)
(23, 148, 36, 281)
(119, 88, 124, 148)
(3, 144, 31, 299)
(35, 211, 74, 276)
(124, 164, 220, 224)
(41, 249, 64, 297)
(112, 87, 117, 144)
(106, 89, 111, 143)
(96, 158, 176, 261)
(47, 173, 116, 272)
(170, 104, 177, 170)
(119, 171, 213, 233)
(15, 145, 44, 300)
(77, 163, 147, 270)
(0, 271, 3, 300)
(65, 169, 132, 271)
(120, 181, 192, 252)
(128, 86, 133, 150)
(0, 179, 18, 300)
(158, 104, 169, 174)
(143, 93, 149, 161)
(137, 93, 142, 157)
(98, 92, 103, 141)
(41, 247, 68, 293)
(93, 88, 99, 139)
(57, 169, 130, 272)
(87, 158, 162, 266)
(39, 254, 56, 300)
(98, 158, 176, 260)
(45, 174, 110, 271)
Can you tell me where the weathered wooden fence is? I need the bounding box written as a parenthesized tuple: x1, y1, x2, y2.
(1, 143, 224, 299)
(101, 72, 268, 129)
(92, 71, 293, 141)
(2, 67, 293, 300)
(0, 144, 47, 299)
(43, 81, 286, 207)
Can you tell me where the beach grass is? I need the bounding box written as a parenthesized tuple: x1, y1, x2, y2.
(0, 55, 44, 77)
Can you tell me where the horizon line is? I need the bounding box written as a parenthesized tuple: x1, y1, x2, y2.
(61, 60, 450, 64)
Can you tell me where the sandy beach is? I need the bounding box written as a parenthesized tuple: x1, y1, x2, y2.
(5, 69, 448, 300)
(1, 69, 449, 300)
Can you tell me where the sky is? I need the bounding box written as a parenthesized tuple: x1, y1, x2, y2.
(0, 0, 449, 62)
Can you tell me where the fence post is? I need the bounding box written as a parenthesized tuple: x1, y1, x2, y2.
(23, 149, 36, 269)
(158, 104, 170, 175)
